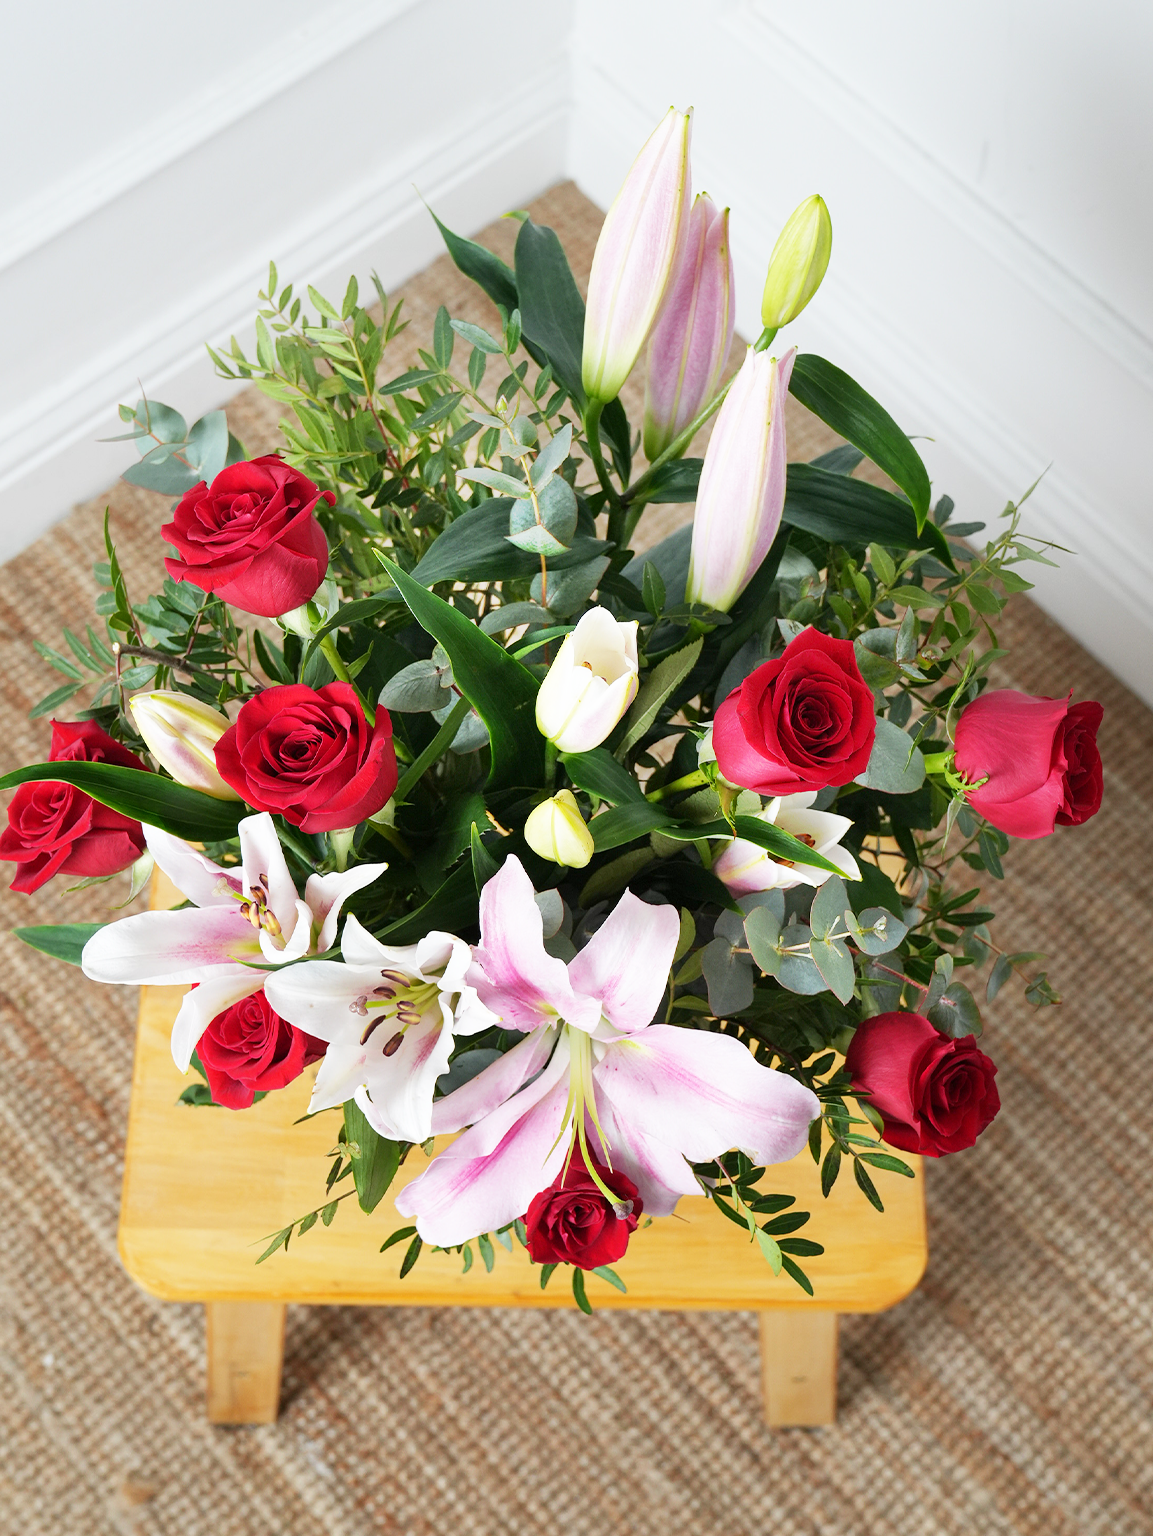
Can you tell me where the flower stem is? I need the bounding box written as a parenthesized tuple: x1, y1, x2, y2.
(621, 377, 734, 508)
(645, 767, 709, 803)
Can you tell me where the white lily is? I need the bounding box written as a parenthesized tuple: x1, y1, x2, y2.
(394, 856, 818, 1247)
(81, 812, 386, 1073)
(264, 916, 494, 1144)
(713, 791, 861, 896)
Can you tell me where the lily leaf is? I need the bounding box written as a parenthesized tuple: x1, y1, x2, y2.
(0, 763, 242, 842)
(379, 558, 545, 790)
(14, 923, 105, 966)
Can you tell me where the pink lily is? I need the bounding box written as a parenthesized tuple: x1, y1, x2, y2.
(643, 193, 735, 461)
(581, 107, 693, 405)
(685, 344, 797, 613)
(81, 811, 385, 1074)
(395, 857, 818, 1247)
(264, 916, 494, 1143)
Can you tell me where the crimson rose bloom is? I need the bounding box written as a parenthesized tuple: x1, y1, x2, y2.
(214, 682, 397, 833)
(953, 688, 1103, 840)
(713, 627, 876, 794)
(0, 720, 147, 894)
(845, 1011, 1000, 1157)
(524, 1145, 642, 1269)
(197, 989, 325, 1110)
(162, 455, 334, 618)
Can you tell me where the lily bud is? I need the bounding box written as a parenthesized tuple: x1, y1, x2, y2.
(643, 194, 735, 461)
(524, 791, 595, 869)
(760, 194, 832, 331)
(535, 607, 640, 753)
(128, 691, 241, 801)
(278, 575, 338, 638)
(685, 345, 796, 613)
(582, 107, 693, 405)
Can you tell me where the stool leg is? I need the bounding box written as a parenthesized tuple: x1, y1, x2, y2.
(759, 1310, 838, 1427)
(206, 1302, 286, 1424)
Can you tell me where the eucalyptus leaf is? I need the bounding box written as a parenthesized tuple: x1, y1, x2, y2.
(926, 981, 983, 1038)
(810, 936, 855, 1004)
(744, 904, 782, 976)
(854, 718, 926, 793)
(377, 658, 453, 712)
(810, 876, 849, 940)
(701, 936, 755, 1016)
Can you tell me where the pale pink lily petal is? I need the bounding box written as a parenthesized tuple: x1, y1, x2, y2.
(81, 905, 261, 985)
(170, 966, 265, 1072)
(567, 890, 680, 1034)
(431, 1026, 559, 1135)
(143, 825, 238, 908)
(686, 346, 797, 613)
(469, 857, 597, 1032)
(306, 863, 390, 954)
(396, 1043, 572, 1247)
(593, 1092, 702, 1217)
(352, 999, 454, 1143)
(582, 108, 693, 404)
(240, 813, 301, 941)
(263, 955, 362, 1041)
(643, 194, 734, 460)
(594, 1024, 818, 1168)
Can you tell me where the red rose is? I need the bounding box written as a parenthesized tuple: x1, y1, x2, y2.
(197, 989, 325, 1110)
(713, 627, 876, 794)
(162, 455, 334, 618)
(524, 1145, 642, 1270)
(953, 689, 1103, 840)
(845, 1011, 1000, 1157)
(214, 682, 397, 833)
(0, 720, 147, 894)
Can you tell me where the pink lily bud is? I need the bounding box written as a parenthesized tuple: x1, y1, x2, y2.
(685, 345, 797, 614)
(581, 108, 693, 405)
(643, 194, 735, 461)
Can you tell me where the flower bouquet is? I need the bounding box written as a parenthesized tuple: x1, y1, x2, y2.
(2, 111, 1103, 1309)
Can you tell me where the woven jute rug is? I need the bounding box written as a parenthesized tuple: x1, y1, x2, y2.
(1, 184, 1149, 1536)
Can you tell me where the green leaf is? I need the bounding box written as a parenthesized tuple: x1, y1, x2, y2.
(380, 863, 479, 943)
(617, 638, 703, 756)
(859, 1152, 915, 1177)
(589, 801, 673, 852)
(853, 1157, 885, 1212)
(561, 748, 645, 805)
(820, 1145, 841, 1198)
(514, 219, 587, 404)
(642, 562, 666, 618)
(379, 1225, 417, 1253)
(986, 953, 1013, 1002)
(854, 718, 926, 794)
(432, 305, 454, 368)
(810, 936, 855, 1004)
(789, 354, 932, 530)
(409, 501, 608, 586)
(471, 823, 499, 890)
(393, 697, 470, 801)
(572, 1268, 593, 1314)
(779, 1256, 815, 1296)
(784, 464, 953, 568)
(430, 210, 519, 314)
(926, 981, 983, 1038)
(379, 558, 545, 790)
(399, 1234, 423, 1278)
(0, 762, 242, 842)
(29, 682, 83, 719)
(478, 1232, 495, 1272)
(591, 1265, 627, 1294)
(343, 1100, 401, 1213)
(635, 458, 702, 504)
(13, 922, 105, 966)
(450, 318, 503, 354)
(540, 1263, 558, 1290)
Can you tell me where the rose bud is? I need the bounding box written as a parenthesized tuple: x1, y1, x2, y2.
(712, 627, 876, 795)
(535, 608, 640, 753)
(214, 682, 398, 833)
(524, 1144, 642, 1270)
(643, 193, 735, 462)
(685, 344, 795, 613)
(760, 194, 833, 333)
(162, 455, 335, 619)
(0, 719, 147, 894)
(128, 690, 240, 800)
(524, 790, 594, 869)
(952, 689, 1103, 839)
(714, 790, 859, 895)
(196, 988, 325, 1111)
(845, 1011, 1000, 1157)
(582, 107, 693, 405)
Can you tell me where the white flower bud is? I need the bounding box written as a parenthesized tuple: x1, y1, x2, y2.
(524, 791, 595, 869)
(534, 608, 640, 753)
(128, 691, 240, 800)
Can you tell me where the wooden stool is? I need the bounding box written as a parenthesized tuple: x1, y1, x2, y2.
(118, 875, 927, 1428)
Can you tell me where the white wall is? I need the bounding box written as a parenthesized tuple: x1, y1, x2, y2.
(0, 0, 572, 551)
(3, 0, 1151, 705)
(569, 0, 1153, 706)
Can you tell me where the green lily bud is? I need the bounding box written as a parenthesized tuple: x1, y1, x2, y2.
(760, 194, 833, 331)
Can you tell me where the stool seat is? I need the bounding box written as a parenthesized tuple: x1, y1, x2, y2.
(118, 874, 927, 1426)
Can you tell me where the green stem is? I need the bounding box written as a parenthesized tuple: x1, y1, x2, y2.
(621, 378, 734, 508)
(544, 740, 559, 790)
(753, 324, 779, 353)
(319, 633, 351, 683)
(645, 767, 709, 804)
(583, 398, 622, 531)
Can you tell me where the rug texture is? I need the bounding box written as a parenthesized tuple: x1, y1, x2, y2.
(1, 183, 1149, 1536)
